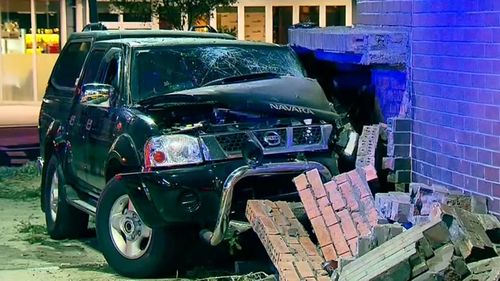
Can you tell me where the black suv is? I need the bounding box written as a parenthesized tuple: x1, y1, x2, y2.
(39, 30, 343, 277)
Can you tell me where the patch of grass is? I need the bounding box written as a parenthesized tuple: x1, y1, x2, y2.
(16, 215, 48, 244)
(0, 162, 41, 200)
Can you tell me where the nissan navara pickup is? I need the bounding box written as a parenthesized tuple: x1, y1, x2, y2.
(38, 31, 345, 277)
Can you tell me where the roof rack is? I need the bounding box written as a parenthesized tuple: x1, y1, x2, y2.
(189, 25, 218, 33)
(82, 22, 108, 32)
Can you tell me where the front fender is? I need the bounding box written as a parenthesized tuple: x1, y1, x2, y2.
(105, 174, 167, 228)
(107, 134, 142, 172)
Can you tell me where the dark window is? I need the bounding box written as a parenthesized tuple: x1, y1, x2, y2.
(81, 49, 106, 85)
(103, 57, 120, 88)
(326, 6, 346, 26)
(51, 41, 91, 88)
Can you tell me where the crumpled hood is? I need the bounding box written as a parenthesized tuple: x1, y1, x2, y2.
(139, 76, 341, 122)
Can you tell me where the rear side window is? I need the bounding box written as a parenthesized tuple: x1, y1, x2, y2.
(51, 41, 91, 88)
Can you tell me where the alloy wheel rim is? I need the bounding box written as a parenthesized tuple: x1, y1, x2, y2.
(109, 195, 152, 259)
(49, 172, 59, 222)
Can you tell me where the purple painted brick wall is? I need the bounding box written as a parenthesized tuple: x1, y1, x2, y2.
(357, 0, 413, 27)
(359, 0, 500, 215)
(371, 68, 407, 121)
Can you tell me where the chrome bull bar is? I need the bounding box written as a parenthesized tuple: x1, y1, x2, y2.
(199, 161, 332, 246)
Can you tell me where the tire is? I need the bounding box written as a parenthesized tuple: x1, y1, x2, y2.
(96, 180, 180, 278)
(43, 155, 89, 239)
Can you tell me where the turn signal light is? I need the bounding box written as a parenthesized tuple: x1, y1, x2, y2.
(153, 151, 166, 163)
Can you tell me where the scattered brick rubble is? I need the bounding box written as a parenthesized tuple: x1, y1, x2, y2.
(293, 166, 379, 260)
(246, 200, 330, 281)
(335, 204, 500, 281)
(244, 122, 497, 281)
(375, 191, 411, 223)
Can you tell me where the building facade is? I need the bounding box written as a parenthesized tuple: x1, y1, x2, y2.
(0, 0, 353, 108)
(289, 0, 500, 215)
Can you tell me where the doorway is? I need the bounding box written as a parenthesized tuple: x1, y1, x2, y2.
(272, 6, 292, 44)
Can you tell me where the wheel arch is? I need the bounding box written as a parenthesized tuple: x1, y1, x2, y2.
(40, 120, 65, 212)
(105, 134, 142, 181)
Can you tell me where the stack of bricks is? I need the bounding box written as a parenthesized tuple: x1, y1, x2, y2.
(355, 124, 382, 169)
(337, 204, 500, 281)
(384, 117, 412, 191)
(245, 200, 330, 281)
(293, 166, 379, 261)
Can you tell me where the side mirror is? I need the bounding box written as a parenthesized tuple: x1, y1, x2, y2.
(80, 83, 113, 106)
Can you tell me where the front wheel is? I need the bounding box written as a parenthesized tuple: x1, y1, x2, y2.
(96, 180, 181, 278)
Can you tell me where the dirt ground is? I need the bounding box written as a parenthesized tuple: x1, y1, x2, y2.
(0, 164, 272, 281)
(0, 164, 138, 281)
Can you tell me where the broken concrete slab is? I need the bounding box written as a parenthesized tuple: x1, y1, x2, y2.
(288, 26, 409, 65)
(464, 256, 500, 281)
(433, 205, 497, 262)
(337, 218, 445, 281)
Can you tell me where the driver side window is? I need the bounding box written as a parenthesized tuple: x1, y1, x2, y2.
(81, 49, 106, 85)
(79, 48, 122, 107)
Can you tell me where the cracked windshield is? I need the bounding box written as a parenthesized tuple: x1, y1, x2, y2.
(131, 45, 306, 100)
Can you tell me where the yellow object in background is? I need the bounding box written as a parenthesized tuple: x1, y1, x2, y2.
(25, 34, 60, 54)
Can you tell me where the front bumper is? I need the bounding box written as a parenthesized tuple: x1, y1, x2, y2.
(117, 159, 332, 246)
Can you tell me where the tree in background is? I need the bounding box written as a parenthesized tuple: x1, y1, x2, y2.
(109, 0, 237, 30)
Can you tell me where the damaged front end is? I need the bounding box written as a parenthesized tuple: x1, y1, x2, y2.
(112, 160, 332, 247)
(121, 72, 355, 247)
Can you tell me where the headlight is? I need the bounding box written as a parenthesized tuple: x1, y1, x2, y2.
(145, 134, 203, 168)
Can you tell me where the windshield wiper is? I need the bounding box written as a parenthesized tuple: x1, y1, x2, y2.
(201, 72, 281, 87)
(135, 93, 198, 108)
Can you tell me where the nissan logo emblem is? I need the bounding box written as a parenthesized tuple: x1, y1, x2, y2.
(263, 131, 281, 146)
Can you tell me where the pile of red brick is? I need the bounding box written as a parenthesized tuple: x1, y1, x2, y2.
(292, 167, 379, 260)
(246, 200, 330, 281)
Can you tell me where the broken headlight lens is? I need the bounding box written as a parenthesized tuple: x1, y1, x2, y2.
(145, 134, 203, 168)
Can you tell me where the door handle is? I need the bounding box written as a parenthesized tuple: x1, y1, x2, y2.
(69, 115, 76, 126)
(85, 119, 93, 131)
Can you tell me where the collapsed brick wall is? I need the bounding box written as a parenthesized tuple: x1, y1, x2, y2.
(358, 0, 500, 216)
(293, 167, 379, 260)
(246, 200, 330, 281)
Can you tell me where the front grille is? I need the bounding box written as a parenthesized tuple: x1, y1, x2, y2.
(215, 133, 249, 153)
(293, 126, 322, 145)
(207, 124, 332, 159)
(254, 129, 287, 148)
